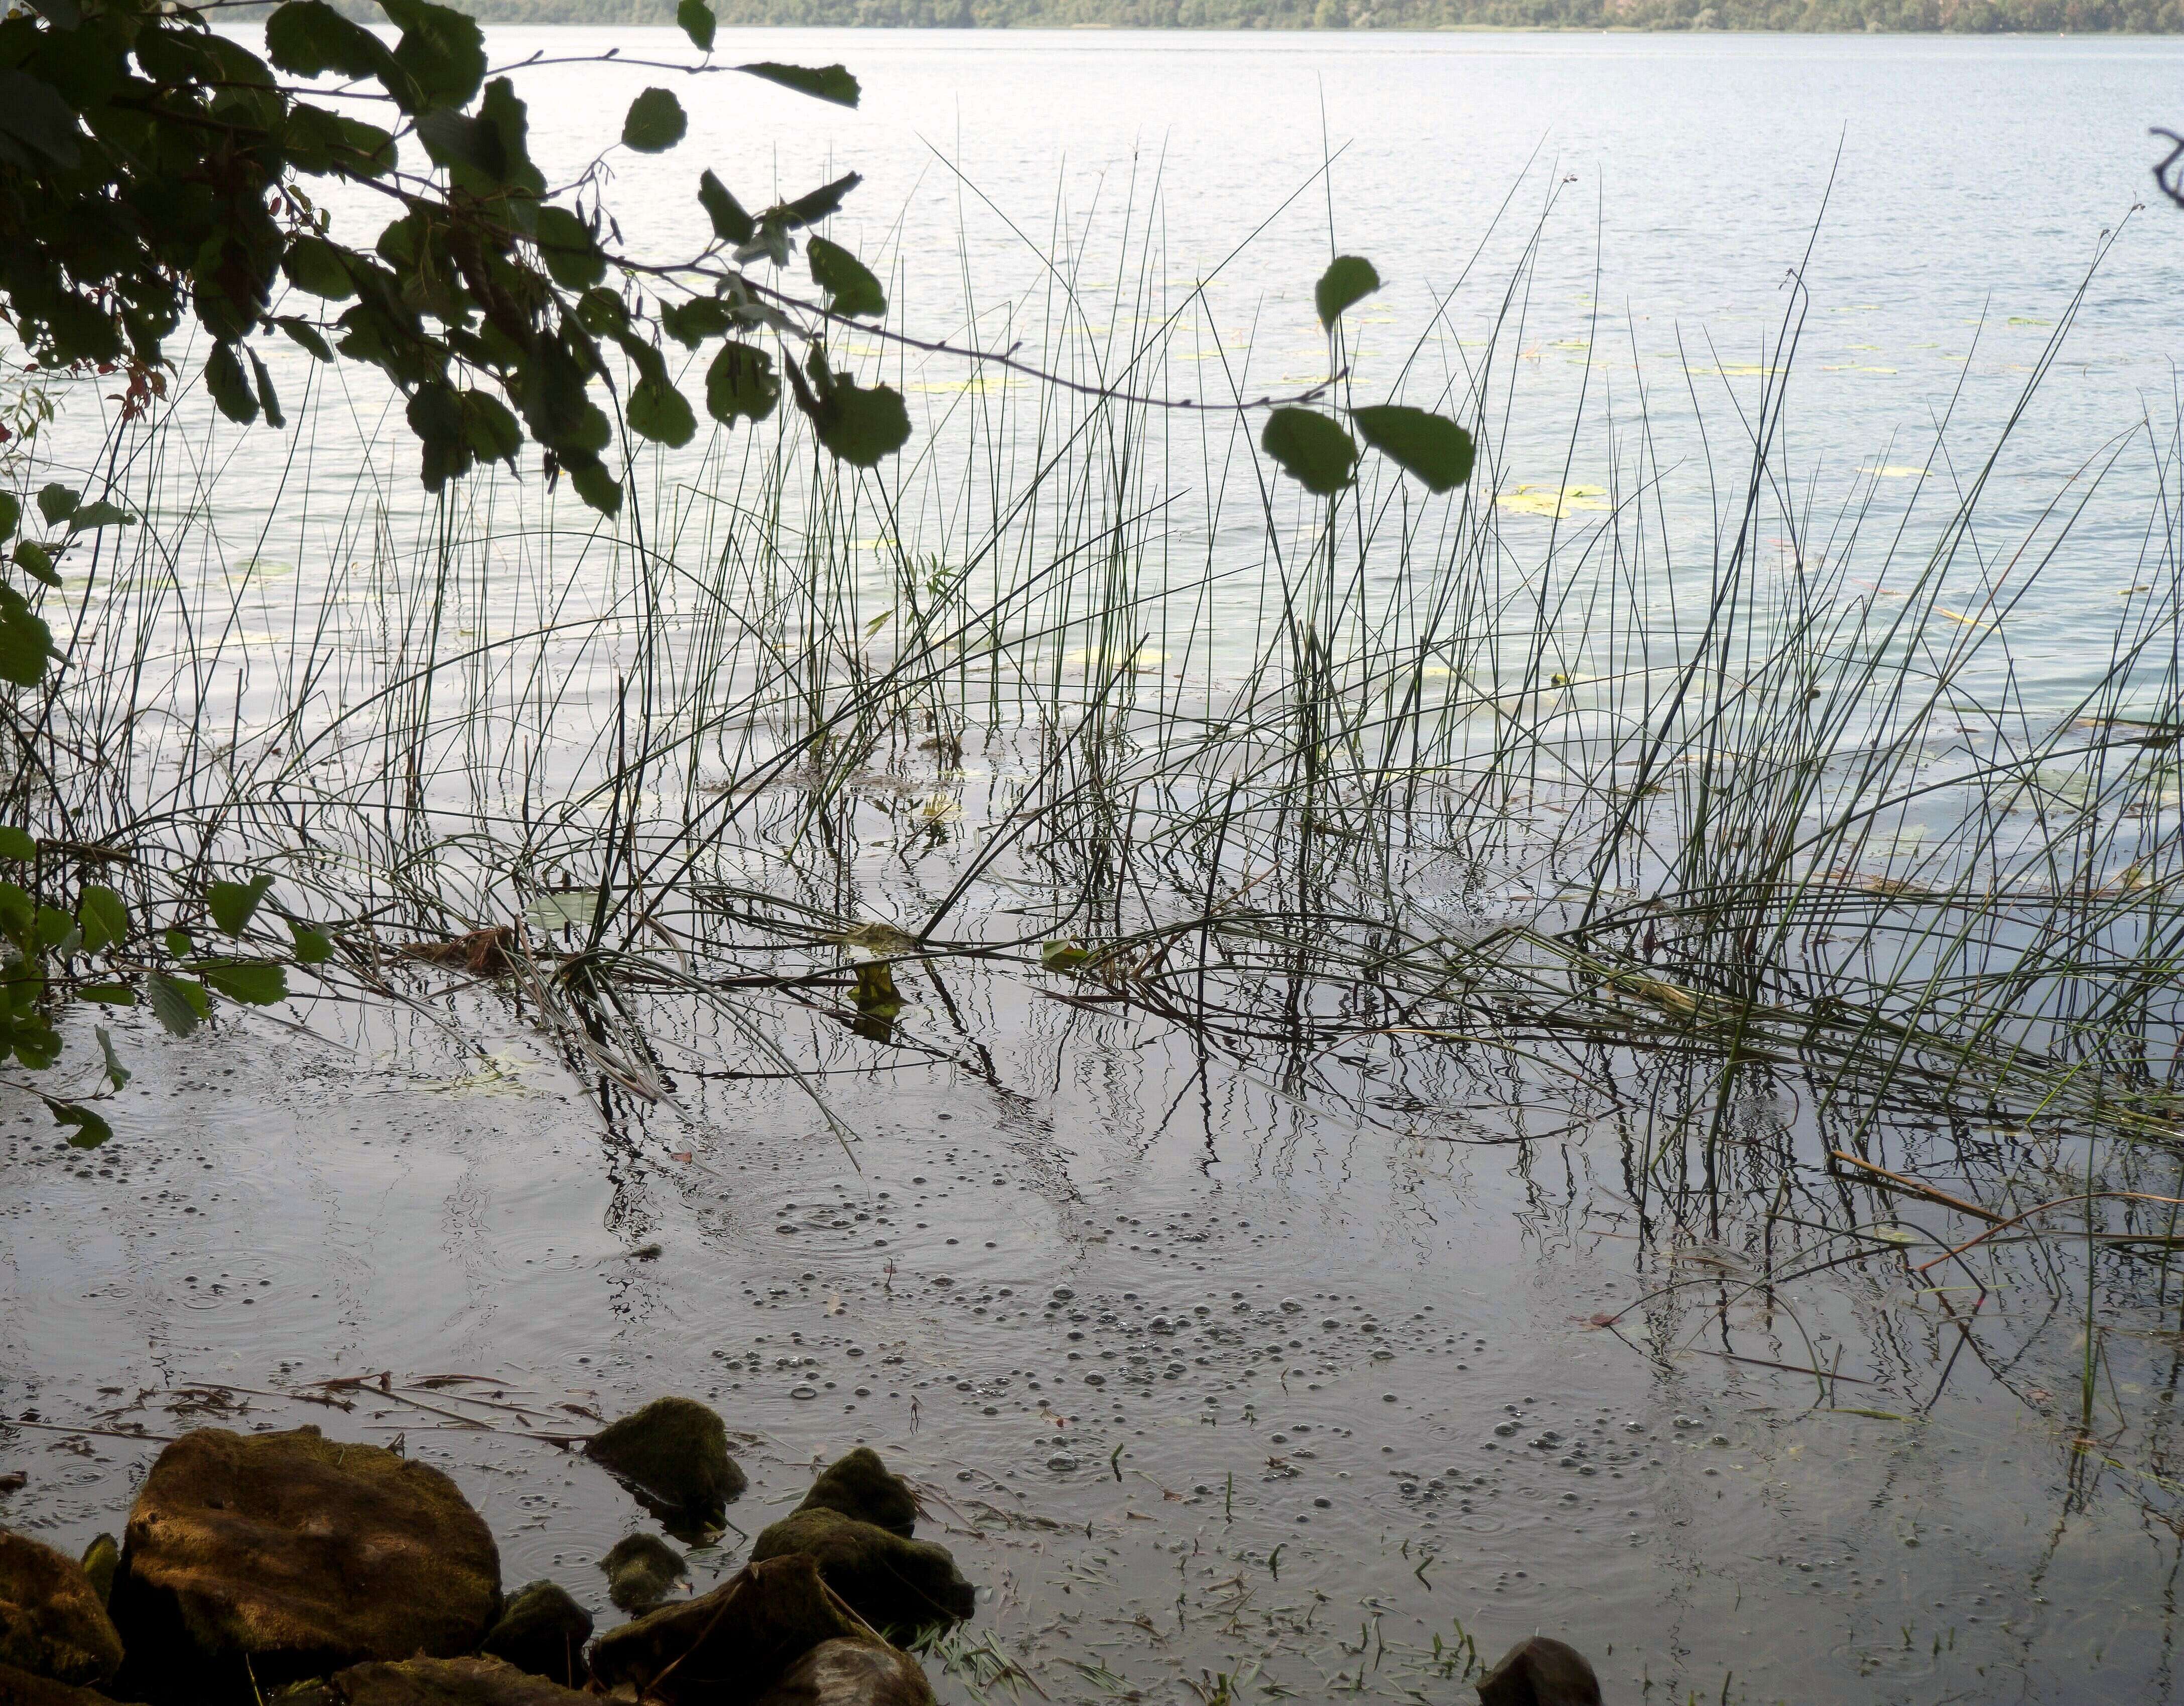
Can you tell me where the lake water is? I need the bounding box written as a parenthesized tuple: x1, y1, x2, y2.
(8, 29, 2184, 1706)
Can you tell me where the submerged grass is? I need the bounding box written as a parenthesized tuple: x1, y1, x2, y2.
(9, 167, 2184, 1513)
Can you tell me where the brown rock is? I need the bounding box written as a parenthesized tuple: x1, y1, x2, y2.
(0, 1658, 144, 1705)
(582, 1398, 744, 1540)
(107, 1427, 498, 1703)
(272, 1655, 588, 1705)
(586, 1554, 859, 1706)
(1476, 1636, 1602, 1706)
(749, 1638, 934, 1706)
(794, 1451, 917, 1540)
(476, 1583, 589, 1688)
(750, 1509, 974, 1636)
(0, 1529, 124, 1686)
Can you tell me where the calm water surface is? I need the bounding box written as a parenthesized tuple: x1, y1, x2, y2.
(7, 31, 2184, 1706)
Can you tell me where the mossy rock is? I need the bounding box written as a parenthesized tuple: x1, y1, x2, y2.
(1, 1527, 124, 1687)
(476, 1582, 590, 1688)
(582, 1398, 744, 1540)
(749, 1508, 974, 1636)
(749, 1637, 935, 1706)
(106, 1426, 499, 1703)
(273, 1655, 590, 1705)
(0, 1659, 146, 1706)
(794, 1449, 918, 1539)
(597, 1535, 684, 1613)
(77, 1539, 118, 1610)
(586, 1553, 862, 1706)
(1476, 1636, 1602, 1706)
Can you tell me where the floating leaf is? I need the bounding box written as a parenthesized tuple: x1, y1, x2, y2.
(1041, 939, 1090, 971)
(1352, 405, 1473, 493)
(1261, 408, 1356, 495)
(1314, 255, 1380, 331)
(621, 87, 687, 154)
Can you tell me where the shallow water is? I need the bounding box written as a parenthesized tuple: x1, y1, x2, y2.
(5, 956, 2181, 1704)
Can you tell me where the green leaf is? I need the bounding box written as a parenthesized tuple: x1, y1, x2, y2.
(0, 68, 82, 169)
(208, 873, 276, 935)
(0, 880, 32, 945)
(283, 236, 357, 301)
(381, 0, 486, 113)
(1314, 255, 1380, 332)
(95, 1024, 129, 1091)
(461, 391, 522, 473)
(77, 884, 127, 952)
(0, 586, 53, 688)
(790, 349, 909, 468)
(0, 828, 34, 861)
(13, 542, 56, 588)
(0, 495, 17, 542)
(198, 959, 289, 1005)
(779, 173, 859, 229)
(534, 205, 606, 291)
(36, 484, 78, 527)
(265, 1, 406, 92)
(37, 903, 78, 957)
(164, 927, 193, 958)
(621, 88, 687, 154)
(566, 457, 623, 516)
(288, 921, 334, 965)
(1351, 405, 1474, 493)
(276, 316, 335, 362)
(1041, 939, 1090, 971)
(250, 352, 286, 431)
(705, 341, 780, 427)
(697, 172, 753, 245)
(65, 501, 132, 532)
(1261, 408, 1357, 496)
(808, 237, 885, 319)
(660, 296, 732, 348)
(45, 1098, 111, 1152)
(77, 983, 135, 1006)
(627, 377, 696, 448)
(205, 345, 260, 427)
(677, 0, 716, 51)
(144, 972, 209, 1036)
(737, 61, 859, 108)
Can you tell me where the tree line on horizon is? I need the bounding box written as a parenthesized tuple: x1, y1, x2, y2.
(302, 0, 2183, 31)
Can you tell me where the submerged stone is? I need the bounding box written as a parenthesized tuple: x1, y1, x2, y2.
(1476, 1636, 1603, 1706)
(582, 1398, 745, 1539)
(794, 1449, 918, 1539)
(273, 1655, 589, 1705)
(0, 1528, 124, 1687)
(598, 1535, 685, 1613)
(750, 1509, 975, 1635)
(749, 1637, 935, 1706)
(0, 1659, 146, 1706)
(476, 1582, 591, 1687)
(586, 1553, 859, 1706)
(106, 1426, 499, 1703)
